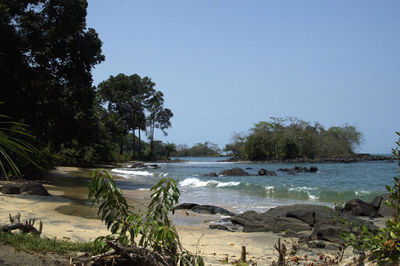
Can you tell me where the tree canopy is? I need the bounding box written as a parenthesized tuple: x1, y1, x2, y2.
(224, 117, 362, 161)
(0, 0, 104, 155)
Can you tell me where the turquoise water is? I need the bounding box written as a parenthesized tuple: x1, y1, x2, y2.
(112, 157, 398, 213)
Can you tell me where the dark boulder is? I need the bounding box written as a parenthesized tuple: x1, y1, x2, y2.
(277, 166, 318, 174)
(0, 185, 20, 194)
(258, 168, 277, 176)
(20, 183, 50, 196)
(218, 168, 250, 176)
(175, 203, 236, 216)
(231, 210, 311, 233)
(204, 172, 218, 177)
(343, 199, 378, 217)
(371, 193, 393, 217)
(310, 224, 349, 244)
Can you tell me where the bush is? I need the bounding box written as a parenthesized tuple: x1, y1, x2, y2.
(342, 132, 400, 264)
(88, 170, 204, 265)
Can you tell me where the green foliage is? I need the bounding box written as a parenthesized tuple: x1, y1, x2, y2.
(224, 117, 363, 161)
(342, 132, 400, 264)
(0, 113, 41, 179)
(0, 0, 105, 165)
(0, 232, 93, 255)
(88, 169, 203, 265)
(175, 142, 221, 157)
(97, 73, 173, 160)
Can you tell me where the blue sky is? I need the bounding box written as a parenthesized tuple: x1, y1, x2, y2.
(87, 0, 399, 153)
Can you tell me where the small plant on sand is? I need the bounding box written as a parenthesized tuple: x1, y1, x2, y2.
(342, 132, 400, 264)
(88, 169, 204, 265)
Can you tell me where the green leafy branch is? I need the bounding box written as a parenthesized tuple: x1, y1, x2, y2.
(88, 169, 204, 265)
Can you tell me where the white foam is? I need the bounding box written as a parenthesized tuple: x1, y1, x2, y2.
(179, 177, 240, 188)
(355, 190, 370, 196)
(111, 169, 153, 176)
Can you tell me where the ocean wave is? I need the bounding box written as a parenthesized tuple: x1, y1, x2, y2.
(355, 190, 371, 197)
(111, 169, 153, 177)
(179, 177, 240, 188)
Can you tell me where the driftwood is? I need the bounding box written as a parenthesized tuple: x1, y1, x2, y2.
(0, 212, 42, 235)
(102, 240, 169, 266)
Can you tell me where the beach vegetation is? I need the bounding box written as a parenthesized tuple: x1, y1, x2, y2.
(0, 112, 41, 179)
(342, 132, 400, 264)
(0, 231, 93, 255)
(224, 117, 362, 160)
(88, 169, 204, 265)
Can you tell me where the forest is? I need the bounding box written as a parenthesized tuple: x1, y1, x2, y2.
(224, 117, 362, 160)
(0, 1, 174, 174)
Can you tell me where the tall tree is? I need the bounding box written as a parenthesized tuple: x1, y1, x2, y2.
(0, 0, 104, 154)
(146, 90, 173, 159)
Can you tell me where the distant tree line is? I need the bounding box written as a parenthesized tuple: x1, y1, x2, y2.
(0, 0, 173, 174)
(224, 117, 362, 161)
(173, 142, 221, 157)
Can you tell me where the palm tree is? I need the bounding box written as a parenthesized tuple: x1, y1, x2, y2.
(0, 113, 40, 179)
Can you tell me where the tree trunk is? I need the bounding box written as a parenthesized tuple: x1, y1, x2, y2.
(132, 126, 136, 158)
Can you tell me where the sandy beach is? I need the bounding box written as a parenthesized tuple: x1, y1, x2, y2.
(0, 167, 354, 265)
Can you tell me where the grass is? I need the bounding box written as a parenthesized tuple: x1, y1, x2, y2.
(0, 232, 94, 255)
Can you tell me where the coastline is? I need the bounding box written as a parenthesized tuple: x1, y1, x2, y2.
(0, 166, 385, 265)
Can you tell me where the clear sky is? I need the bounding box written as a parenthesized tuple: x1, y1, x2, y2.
(87, 0, 399, 154)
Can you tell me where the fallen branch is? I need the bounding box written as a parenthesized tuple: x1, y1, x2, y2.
(0, 213, 42, 235)
(103, 240, 169, 266)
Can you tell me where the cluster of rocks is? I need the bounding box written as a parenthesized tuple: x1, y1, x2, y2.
(257, 168, 277, 176)
(129, 162, 160, 169)
(277, 166, 318, 175)
(177, 193, 393, 256)
(205, 166, 317, 177)
(0, 182, 50, 196)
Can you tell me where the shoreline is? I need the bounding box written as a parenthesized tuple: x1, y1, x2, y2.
(0, 166, 386, 265)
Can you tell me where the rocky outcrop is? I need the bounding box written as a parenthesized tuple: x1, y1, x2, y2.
(343, 198, 379, 217)
(230, 204, 377, 244)
(218, 168, 250, 176)
(0, 185, 20, 194)
(0, 182, 50, 196)
(258, 168, 277, 176)
(371, 193, 393, 217)
(204, 172, 218, 177)
(174, 203, 236, 216)
(277, 166, 318, 174)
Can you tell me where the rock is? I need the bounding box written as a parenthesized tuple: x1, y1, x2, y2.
(231, 211, 311, 233)
(174, 203, 236, 216)
(204, 172, 218, 177)
(308, 240, 326, 249)
(20, 183, 50, 196)
(0, 185, 20, 194)
(209, 224, 230, 231)
(218, 168, 250, 176)
(277, 166, 318, 174)
(343, 199, 378, 217)
(310, 224, 348, 243)
(265, 204, 335, 226)
(258, 168, 277, 176)
(371, 193, 393, 217)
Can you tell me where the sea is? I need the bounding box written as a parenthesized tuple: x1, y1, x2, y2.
(110, 156, 398, 213)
